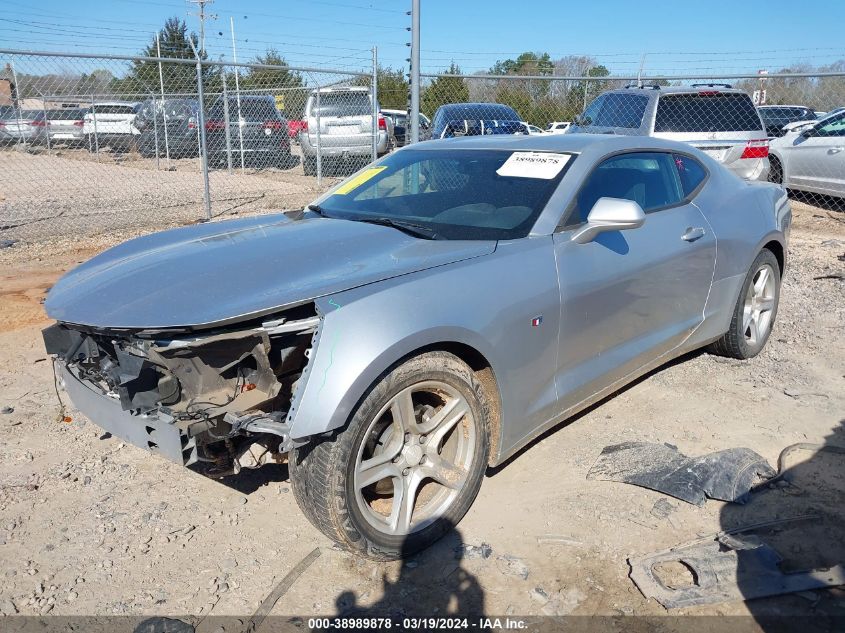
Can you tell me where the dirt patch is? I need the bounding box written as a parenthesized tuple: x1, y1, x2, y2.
(0, 195, 842, 621)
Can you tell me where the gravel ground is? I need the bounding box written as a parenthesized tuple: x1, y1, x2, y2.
(0, 197, 842, 626)
(0, 146, 341, 245)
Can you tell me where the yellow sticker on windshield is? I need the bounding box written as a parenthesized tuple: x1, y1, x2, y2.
(333, 166, 388, 195)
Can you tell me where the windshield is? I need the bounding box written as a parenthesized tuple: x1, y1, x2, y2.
(314, 148, 573, 240)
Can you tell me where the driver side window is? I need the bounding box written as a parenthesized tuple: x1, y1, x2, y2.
(562, 152, 684, 228)
(816, 114, 845, 137)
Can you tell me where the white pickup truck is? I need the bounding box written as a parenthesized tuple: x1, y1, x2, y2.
(83, 101, 141, 151)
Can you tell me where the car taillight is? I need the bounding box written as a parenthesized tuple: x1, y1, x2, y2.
(31, 119, 46, 127)
(73, 120, 84, 127)
(262, 120, 283, 130)
(698, 90, 720, 96)
(188, 117, 196, 129)
(741, 139, 769, 159)
(205, 119, 225, 131)
(301, 120, 308, 133)
(378, 115, 386, 131)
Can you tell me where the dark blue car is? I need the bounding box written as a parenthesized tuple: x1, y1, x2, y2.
(431, 103, 526, 139)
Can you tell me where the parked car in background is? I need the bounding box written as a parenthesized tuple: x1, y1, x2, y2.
(299, 86, 389, 176)
(46, 108, 86, 146)
(0, 109, 47, 145)
(287, 118, 307, 143)
(382, 108, 431, 146)
(769, 109, 845, 198)
(545, 121, 571, 134)
(83, 101, 141, 151)
(756, 105, 816, 138)
(521, 122, 545, 135)
(569, 85, 770, 181)
(134, 98, 200, 158)
(431, 103, 525, 139)
(205, 95, 293, 169)
(43, 133, 790, 559)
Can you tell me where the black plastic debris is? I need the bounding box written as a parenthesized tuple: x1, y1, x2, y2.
(628, 515, 845, 609)
(587, 441, 776, 506)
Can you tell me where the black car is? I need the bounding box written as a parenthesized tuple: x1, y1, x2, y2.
(757, 105, 816, 138)
(205, 96, 293, 169)
(431, 103, 526, 139)
(134, 98, 201, 158)
(384, 110, 431, 146)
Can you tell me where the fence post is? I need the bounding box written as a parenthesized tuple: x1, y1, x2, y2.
(39, 91, 51, 151)
(189, 39, 212, 221)
(409, 0, 420, 144)
(156, 32, 171, 167)
(152, 95, 160, 170)
(221, 68, 233, 175)
(316, 88, 322, 188)
(372, 46, 378, 163)
(90, 93, 100, 162)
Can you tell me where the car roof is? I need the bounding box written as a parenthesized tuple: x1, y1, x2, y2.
(410, 132, 703, 156)
(91, 101, 139, 106)
(607, 85, 747, 96)
(311, 86, 369, 94)
(757, 104, 810, 109)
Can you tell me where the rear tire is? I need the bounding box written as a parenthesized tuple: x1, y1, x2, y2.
(289, 351, 490, 560)
(708, 249, 780, 359)
(768, 156, 783, 185)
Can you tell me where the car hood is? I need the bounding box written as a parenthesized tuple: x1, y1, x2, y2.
(45, 213, 496, 330)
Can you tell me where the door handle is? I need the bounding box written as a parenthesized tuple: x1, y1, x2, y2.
(682, 227, 706, 242)
(829, 147, 844, 154)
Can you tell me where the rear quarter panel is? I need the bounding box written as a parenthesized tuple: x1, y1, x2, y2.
(689, 163, 789, 343)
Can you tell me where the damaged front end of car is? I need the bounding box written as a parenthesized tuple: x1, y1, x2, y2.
(43, 302, 320, 476)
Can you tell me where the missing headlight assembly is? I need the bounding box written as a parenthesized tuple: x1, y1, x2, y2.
(43, 303, 320, 474)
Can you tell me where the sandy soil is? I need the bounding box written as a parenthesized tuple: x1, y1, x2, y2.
(0, 199, 843, 628)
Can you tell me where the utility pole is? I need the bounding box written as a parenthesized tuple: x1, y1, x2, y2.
(408, 0, 420, 144)
(187, 0, 215, 57)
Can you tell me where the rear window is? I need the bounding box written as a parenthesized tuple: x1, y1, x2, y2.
(655, 93, 762, 132)
(47, 109, 86, 120)
(310, 92, 371, 117)
(91, 104, 137, 115)
(758, 107, 811, 121)
(593, 93, 648, 128)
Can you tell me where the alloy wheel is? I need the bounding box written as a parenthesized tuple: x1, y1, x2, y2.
(742, 263, 776, 346)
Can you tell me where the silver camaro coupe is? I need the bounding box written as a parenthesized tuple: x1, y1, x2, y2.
(43, 134, 791, 559)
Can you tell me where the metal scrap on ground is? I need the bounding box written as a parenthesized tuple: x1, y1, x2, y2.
(628, 516, 845, 609)
(586, 441, 776, 506)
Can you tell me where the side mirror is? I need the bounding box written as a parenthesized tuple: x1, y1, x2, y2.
(571, 197, 645, 244)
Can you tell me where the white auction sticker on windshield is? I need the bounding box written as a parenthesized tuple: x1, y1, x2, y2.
(496, 152, 571, 179)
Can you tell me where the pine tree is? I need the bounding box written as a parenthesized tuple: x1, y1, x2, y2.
(421, 63, 468, 117)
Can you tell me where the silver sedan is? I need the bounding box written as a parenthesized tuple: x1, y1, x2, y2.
(769, 109, 845, 198)
(43, 134, 790, 559)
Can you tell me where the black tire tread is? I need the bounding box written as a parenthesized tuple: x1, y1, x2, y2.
(289, 351, 490, 560)
(708, 248, 780, 359)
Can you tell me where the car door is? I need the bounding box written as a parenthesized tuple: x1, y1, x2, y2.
(786, 112, 845, 195)
(552, 151, 716, 411)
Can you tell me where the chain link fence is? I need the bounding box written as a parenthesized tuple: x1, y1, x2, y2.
(0, 49, 377, 244)
(2, 49, 844, 248)
(418, 70, 845, 212)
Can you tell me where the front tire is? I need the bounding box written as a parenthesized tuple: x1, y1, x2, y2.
(709, 249, 780, 359)
(289, 351, 490, 560)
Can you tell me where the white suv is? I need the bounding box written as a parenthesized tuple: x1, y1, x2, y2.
(299, 87, 389, 175)
(82, 101, 140, 151)
(569, 85, 770, 181)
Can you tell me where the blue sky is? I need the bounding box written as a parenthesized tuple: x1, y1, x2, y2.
(1, 0, 843, 77)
